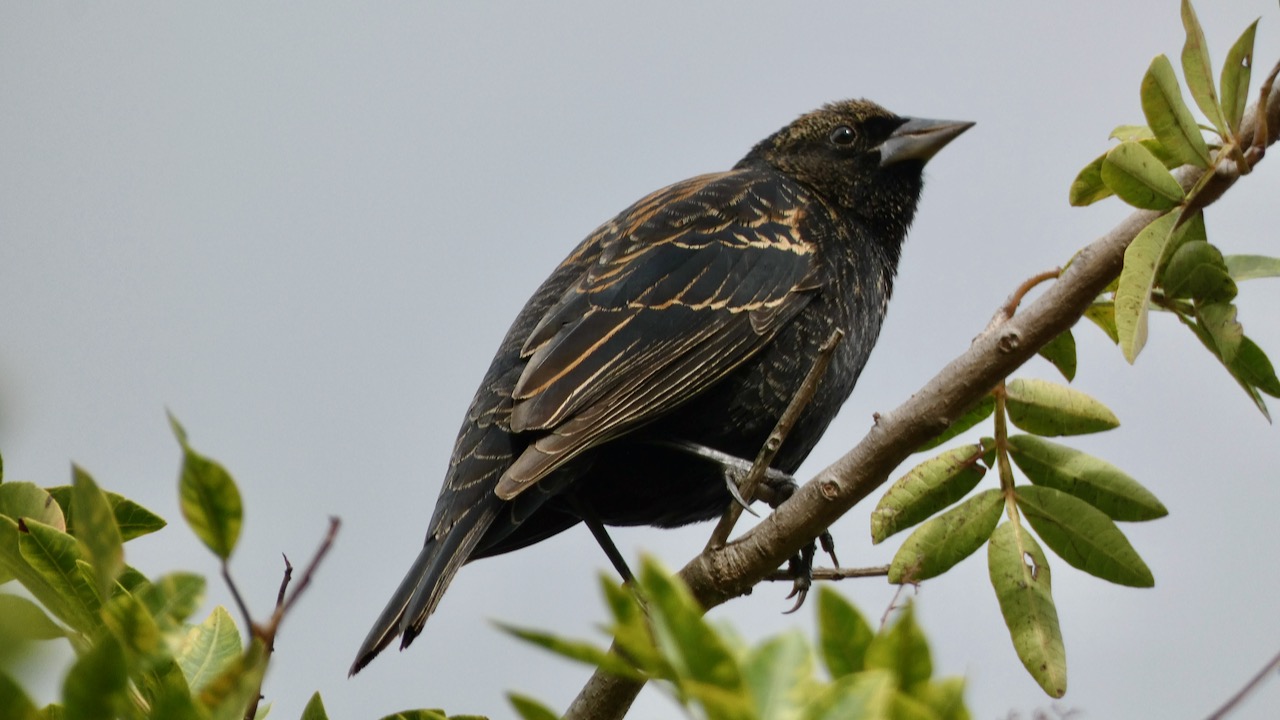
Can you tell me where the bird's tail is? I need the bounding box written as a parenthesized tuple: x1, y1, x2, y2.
(349, 504, 499, 675)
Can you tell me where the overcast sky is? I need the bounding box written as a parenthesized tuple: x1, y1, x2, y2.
(3, 2, 1280, 719)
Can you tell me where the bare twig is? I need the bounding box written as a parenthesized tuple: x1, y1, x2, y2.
(705, 328, 844, 550)
(1204, 646, 1280, 720)
(222, 562, 254, 635)
(275, 554, 294, 609)
(240, 517, 341, 720)
(761, 565, 889, 582)
(563, 63, 1280, 720)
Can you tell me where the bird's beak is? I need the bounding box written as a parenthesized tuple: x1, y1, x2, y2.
(877, 117, 975, 167)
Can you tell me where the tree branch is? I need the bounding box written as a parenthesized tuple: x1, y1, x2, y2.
(563, 63, 1280, 720)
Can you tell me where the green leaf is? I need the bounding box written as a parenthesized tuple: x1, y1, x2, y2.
(46, 486, 166, 542)
(507, 693, 558, 720)
(1141, 54, 1211, 168)
(1178, 316, 1276, 419)
(0, 672, 39, 720)
(1015, 485, 1155, 587)
(0, 517, 85, 633)
(888, 489, 1003, 584)
(1068, 152, 1111, 206)
(1006, 435, 1167, 521)
(1233, 336, 1280, 398)
(102, 591, 167, 672)
(798, 670, 894, 720)
(1037, 330, 1077, 382)
(146, 662, 203, 720)
(1101, 141, 1185, 210)
(1197, 302, 1243, 364)
(1083, 301, 1119, 344)
(816, 587, 874, 679)
(18, 520, 101, 632)
(1224, 254, 1280, 281)
(914, 396, 995, 453)
(1220, 20, 1259, 136)
(865, 603, 932, 692)
(198, 640, 266, 720)
(498, 622, 642, 680)
(1162, 240, 1238, 303)
(1109, 124, 1154, 141)
(1004, 378, 1120, 436)
(301, 692, 330, 720)
(1180, 0, 1227, 135)
(0, 483, 67, 531)
(139, 572, 208, 630)
(62, 634, 129, 720)
(987, 521, 1066, 698)
(171, 414, 243, 560)
(1115, 212, 1180, 362)
(638, 559, 750, 715)
(177, 605, 243, 692)
(0, 594, 66, 640)
(375, 712, 450, 720)
(917, 677, 969, 720)
(599, 575, 664, 675)
(872, 444, 986, 543)
(744, 630, 814, 719)
(69, 467, 124, 602)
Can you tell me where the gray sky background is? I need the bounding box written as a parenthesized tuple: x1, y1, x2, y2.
(3, 2, 1280, 719)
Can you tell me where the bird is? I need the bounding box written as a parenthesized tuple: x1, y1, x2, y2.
(351, 99, 971, 674)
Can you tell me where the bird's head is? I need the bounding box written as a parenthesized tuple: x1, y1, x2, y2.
(739, 99, 972, 237)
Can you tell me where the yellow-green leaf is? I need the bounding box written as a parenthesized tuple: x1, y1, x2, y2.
(46, 485, 166, 542)
(508, 693, 558, 720)
(18, 519, 101, 633)
(70, 466, 124, 602)
(1221, 20, 1259, 136)
(987, 522, 1066, 698)
(1083, 301, 1119, 344)
(1006, 435, 1167, 521)
(171, 415, 243, 560)
(1068, 152, 1111, 206)
(1101, 141, 1184, 210)
(1015, 485, 1155, 587)
(177, 605, 243, 692)
(872, 445, 986, 543)
(1115, 212, 1180, 362)
(1224, 254, 1280, 281)
(888, 489, 1003, 583)
(1141, 54, 1211, 168)
(1180, 0, 1227, 135)
(1004, 378, 1120, 436)
(0, 672, 39, 720)
(864, 603, 932, 692)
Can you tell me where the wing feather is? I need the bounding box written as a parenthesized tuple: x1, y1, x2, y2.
(496, 169, 821, 500)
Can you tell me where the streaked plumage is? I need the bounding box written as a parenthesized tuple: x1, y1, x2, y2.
(352, 99, 971, 674)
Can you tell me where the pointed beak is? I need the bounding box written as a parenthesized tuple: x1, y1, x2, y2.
(876, 117, 974, 167)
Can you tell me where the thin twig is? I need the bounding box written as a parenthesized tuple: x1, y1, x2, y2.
(705, 328, 844, 551)
(241, 517, 341, 720)
(982, 268, 1063, 336)
(275, 554, 294, 610)
(273, 516, 340, 622)
(222, 561, 253, 635)
(761, 565, 889, 582)
(1204, 646, 1280, 720)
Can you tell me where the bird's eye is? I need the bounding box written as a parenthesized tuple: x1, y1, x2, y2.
(829, 125, 857, 146)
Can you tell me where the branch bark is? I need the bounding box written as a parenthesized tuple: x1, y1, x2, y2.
(563, 65, 1280, 720)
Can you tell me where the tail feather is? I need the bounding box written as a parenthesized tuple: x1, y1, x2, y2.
(349, 504, 500, 675)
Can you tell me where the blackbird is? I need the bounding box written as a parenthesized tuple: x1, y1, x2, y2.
(352, 99, 971, 673)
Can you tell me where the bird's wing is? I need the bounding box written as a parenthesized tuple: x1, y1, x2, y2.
(496, 168, 822, 499)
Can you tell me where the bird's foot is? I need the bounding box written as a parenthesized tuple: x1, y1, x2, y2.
(759, 473, 840, 612)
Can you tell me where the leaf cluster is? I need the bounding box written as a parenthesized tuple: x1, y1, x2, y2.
(503, 558, 971, 720)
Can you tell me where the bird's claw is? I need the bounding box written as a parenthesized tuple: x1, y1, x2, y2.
(783, 539, 817, 614)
